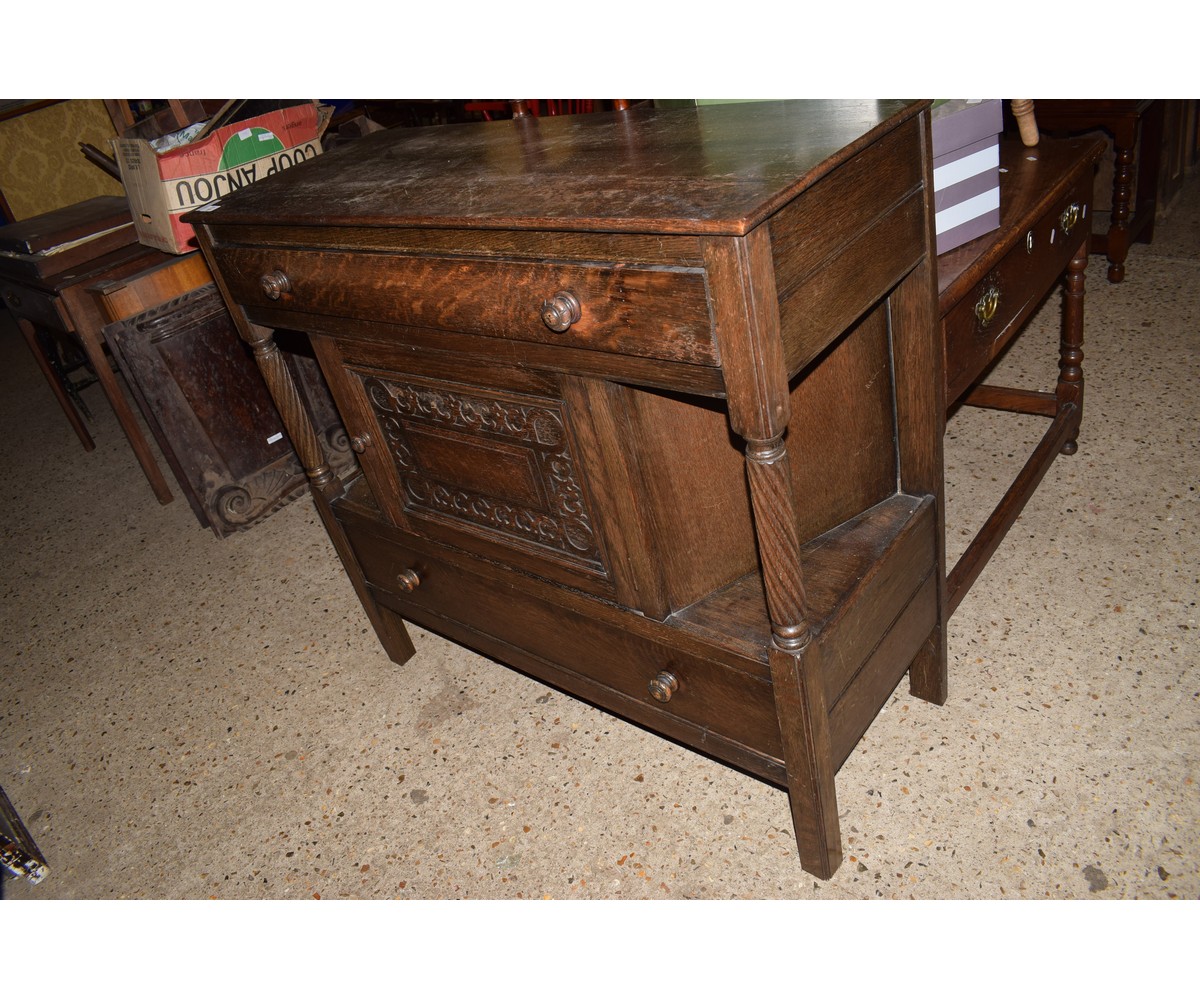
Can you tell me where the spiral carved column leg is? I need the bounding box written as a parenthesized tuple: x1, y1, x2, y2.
(743, 433, 841, 876)
(700, 228, 842, 872)
(243, 323, 334, 489)
(743, 436, 811, 651)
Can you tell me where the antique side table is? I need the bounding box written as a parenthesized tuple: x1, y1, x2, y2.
(1032, 99, 1162, 283)
(938, 133, 1106, 611)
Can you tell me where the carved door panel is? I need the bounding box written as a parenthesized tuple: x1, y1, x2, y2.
(314, 337, 620, 601)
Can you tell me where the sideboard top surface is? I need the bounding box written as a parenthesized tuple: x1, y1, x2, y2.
(194, 100, 927, 237)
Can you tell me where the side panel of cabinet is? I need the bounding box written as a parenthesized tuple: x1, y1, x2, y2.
(785, 301, 898, 545)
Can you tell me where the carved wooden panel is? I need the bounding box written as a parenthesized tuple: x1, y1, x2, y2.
(358, 373, 604, 572)
(104, 285, 354, 537)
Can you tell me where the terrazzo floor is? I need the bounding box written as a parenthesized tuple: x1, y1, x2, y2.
(2, 174, 1197, 916)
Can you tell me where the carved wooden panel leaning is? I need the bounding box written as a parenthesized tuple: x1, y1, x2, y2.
(103, 284, 355, 537)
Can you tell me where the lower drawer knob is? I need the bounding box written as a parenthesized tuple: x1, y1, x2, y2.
(648, 671, 679, 703)
(350, 432, 371, 453)
(396, 568, 422, 592)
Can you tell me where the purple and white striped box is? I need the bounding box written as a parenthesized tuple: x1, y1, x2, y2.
(931, 99, 1003, 255)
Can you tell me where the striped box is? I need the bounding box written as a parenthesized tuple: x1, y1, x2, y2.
(931, 99, 1003, 255)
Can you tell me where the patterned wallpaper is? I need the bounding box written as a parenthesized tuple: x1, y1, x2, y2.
(0, 100, 126, 221)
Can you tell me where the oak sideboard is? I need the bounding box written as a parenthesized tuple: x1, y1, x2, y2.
(194, 100, 948, 879)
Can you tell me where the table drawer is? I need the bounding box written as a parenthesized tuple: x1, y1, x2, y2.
(943, 172, 1093, 404)
(340, 511, 783, 760)
(0, 280, 69, 332)
(212, 245, 718, 365)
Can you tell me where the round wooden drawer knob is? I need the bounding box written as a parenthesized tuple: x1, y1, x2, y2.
(350, 432, 371, 454)
(648, 670, 679, 703)
(540, 291, 582, 332)
(396, 568, 422, 592)
(260, 269, 292, 300)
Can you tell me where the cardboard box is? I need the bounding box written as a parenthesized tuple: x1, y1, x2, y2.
(931, 99, 1003, 255)
(113, 103, 328, 254)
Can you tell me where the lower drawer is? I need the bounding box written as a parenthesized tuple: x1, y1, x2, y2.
(337, 504, 784, 767)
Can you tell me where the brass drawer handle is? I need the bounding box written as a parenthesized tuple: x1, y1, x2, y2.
(1060, 202, 1081, 236)
(396, 568, 422, 592)
(260, 269, 292, 300)
(648, 670, 679, 703)
(350, 432, 371, 453)
(540, 290, 582, 332)
(974, 285, 1000, 328)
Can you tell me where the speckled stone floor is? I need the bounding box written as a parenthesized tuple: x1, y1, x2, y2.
(2, 174, 1197, 905)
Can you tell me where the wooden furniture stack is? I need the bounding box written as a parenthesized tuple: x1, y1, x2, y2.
(0, 193, 350, 535)
(194, 100, 947, 879)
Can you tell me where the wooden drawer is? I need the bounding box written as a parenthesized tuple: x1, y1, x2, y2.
(943, 170, 1093, 404)
(0, 280, 69, 332)
(211, 245, 718, 365)
(338, 506, 783, 762)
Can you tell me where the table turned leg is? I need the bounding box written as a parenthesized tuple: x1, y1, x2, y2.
(1059, 239, 1088, 454)
(704, 229, 843, 879)
(15, 316, 95, 451)
(57, 283, 175, 504)
(1105, 123, 1139, 283)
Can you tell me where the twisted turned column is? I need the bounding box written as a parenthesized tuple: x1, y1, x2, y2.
(743, 436, 811, 652)
(702, 229, 839, 877)
(241, 322, 334, 488)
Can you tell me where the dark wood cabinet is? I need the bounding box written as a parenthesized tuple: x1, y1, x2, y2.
(195, 100, 947, 879)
